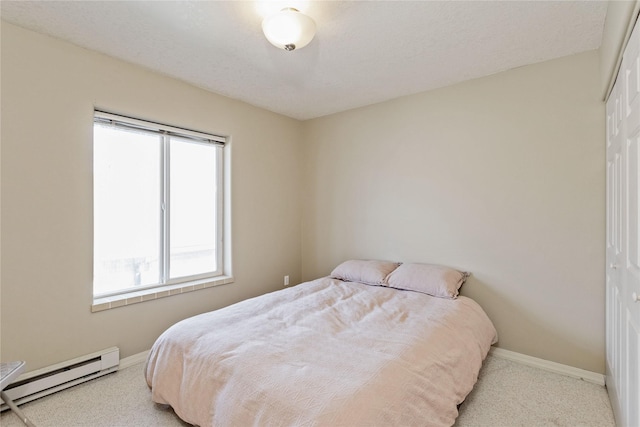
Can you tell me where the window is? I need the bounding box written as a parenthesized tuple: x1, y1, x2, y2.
(93, 111, 226, 301)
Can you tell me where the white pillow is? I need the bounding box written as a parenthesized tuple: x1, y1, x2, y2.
(330, 259, 401, 286)
(385, 263, 469, 299)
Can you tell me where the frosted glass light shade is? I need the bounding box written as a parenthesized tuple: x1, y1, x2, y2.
(262, 8, 316, 51)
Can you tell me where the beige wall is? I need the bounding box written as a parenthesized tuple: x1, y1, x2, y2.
(302, 51, 605, 373)
(1, 21, 608, 375)
(0, 23, 303, 370)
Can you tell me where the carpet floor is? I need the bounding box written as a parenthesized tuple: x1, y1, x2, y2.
(1, 353, 615, 426)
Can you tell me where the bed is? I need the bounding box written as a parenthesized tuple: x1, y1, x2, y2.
(145, 260, 498, 426)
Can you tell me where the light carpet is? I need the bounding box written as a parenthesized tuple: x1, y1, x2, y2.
(1, 354, 615, 427)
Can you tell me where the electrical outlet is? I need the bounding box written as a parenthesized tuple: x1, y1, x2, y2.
(284, 275, 290, 287)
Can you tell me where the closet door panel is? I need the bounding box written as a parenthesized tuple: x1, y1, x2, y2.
(628, 134, 640, 327)
(607, 15, 640, 427)
(624, 85, 640, 427)
(627, 319, 639, 427)
(606, 81, 625, 425)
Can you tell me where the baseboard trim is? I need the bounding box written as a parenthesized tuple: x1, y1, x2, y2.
(489, 347, 605, 386)
(119, 350, 150, 370)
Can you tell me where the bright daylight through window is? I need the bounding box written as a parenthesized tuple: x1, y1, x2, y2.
(93, 111, 225, 299)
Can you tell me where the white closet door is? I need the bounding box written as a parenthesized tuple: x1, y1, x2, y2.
(606, 16, 640, 427)
(606, 69, 623, 422)
(622, 20, 640, 426)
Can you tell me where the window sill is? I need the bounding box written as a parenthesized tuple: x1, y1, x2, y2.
(91, 275, 234, 312)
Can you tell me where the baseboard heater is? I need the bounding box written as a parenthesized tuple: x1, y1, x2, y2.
(1, 347, 119, 410)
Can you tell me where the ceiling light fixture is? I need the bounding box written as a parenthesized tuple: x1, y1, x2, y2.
(262, 8, 316, 51)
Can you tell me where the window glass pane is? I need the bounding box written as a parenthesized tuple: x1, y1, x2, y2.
(94, 124, 161, 296)
(169, 137, 218, 279)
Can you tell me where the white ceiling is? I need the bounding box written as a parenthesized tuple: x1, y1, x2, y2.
(1, 1, 608, 120)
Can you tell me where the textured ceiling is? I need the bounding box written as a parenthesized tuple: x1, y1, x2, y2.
(1, 1, 608, 120)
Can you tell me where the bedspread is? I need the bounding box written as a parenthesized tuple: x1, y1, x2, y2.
(145, 277, 497, 426)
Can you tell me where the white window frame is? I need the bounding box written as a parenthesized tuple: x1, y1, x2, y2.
(92, 110, 232, 311)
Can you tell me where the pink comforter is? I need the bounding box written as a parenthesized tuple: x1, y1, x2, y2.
(145, 277, 497, 426)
